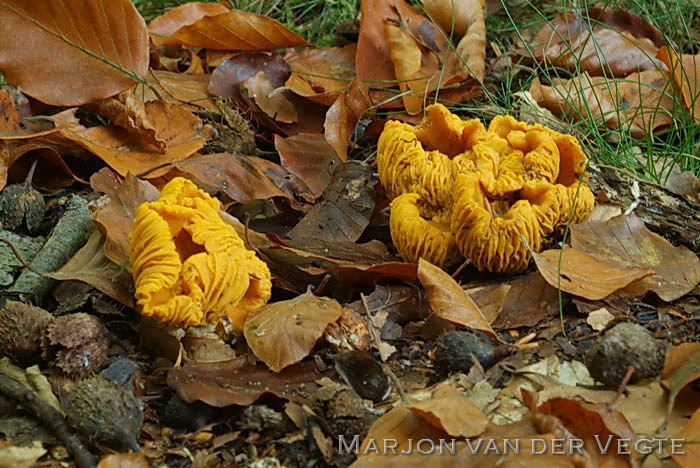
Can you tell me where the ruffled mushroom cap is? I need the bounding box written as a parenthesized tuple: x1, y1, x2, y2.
(451, 173, 541, 274)
(389, 193, 459, 268)
(521, 181, 595, 235)
(129, 177, 271, 329)
(377, 104, 486, 212)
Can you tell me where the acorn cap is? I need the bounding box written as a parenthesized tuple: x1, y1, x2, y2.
(0, 301, 53, 366)
(64, 375, 143, 451)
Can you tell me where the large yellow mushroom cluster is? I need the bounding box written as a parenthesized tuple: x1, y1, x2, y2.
(378, 104, 594, 274)
(129, 177, 271, 330)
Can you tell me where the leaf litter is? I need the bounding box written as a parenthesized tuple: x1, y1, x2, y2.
(0, 0, 698, 467)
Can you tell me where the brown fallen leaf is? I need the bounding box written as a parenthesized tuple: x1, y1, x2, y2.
(422, 0, 483, 38)
(493, 272, 562, 329)
(571, 214, 700, 301)
(417, 259, 496, 338)
(530, 7, 666, 77)
(148, 2, 230, 46)
(90, 171, 160, 266)
(48, 229, 134, 307)
(138, 70, 218, 114)
(532, 246, 655, 301)
(529, 70, 675, 137)
(86, 90, 166, 152)
(535, 396, 636, 468)
(286, 162, 376, 243)
(0, 0, 148, 106)
(167, 361, 322, 406)
(274, 133, 341, 198)
(407, 383, 489, 438)
(324, 78, 373, 161)
(658, 46, 700, 122)
(54, 104, 212, 177)
(672, 406, 700, 468)
(241, 71, 298, 123)
(661, 342, 700, 419)
(160, 9, 308, 50)
(244, 289, 342, 372)
(97, 453, 149, 468)
(284, 44, 357, 106)
(175, 153, 312, 207)
(0, 140, 80, 192)
(444, 0, 486, 82)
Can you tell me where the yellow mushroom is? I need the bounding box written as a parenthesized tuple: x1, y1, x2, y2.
(389, 193, 460, 268)
(377, 104, 595, 274)
(129, 177, 271, 330)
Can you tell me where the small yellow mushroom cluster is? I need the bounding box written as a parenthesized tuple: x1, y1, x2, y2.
(378, 104, 594, 274)
(129, 177, 271, 330)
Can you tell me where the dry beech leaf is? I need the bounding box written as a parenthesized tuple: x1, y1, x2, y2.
(0, 0, 148, 106)
(0, 442, 46, 468)
(54, 103, 212, 177)
(97, 453, 149, 468)
(658, 46, 700, 122)
(139, 70, 219, 114)
(445, 0, 486, 82)
(274, 133, 341, 198)
(660, 343, 700, 418)
(536, 397, 636, 468)
(48, 229, 134, 307)
(244, 289, 342, 372)
(407, 383, 489, 438)
(86, 91, 165, 152)
(284, 44, 357, 106)
(571, 214, 700, 301)
(175, 153, 312, 207)
(530, 70, 675, 137)
(493, 272, 561, 329)
(358, 405, 453, 456)
(530, 7, 666, 77)
(167, 361, 321, 406)
(385, 23, 427, 113)
(148, 2, 230, 46)
(422, 0, 483, 38)
(417, 259, 495, 338)
(90, 171, 160, 266)
(532, 247, 655, 301)
(673, 407, 700, 468)
(242, 71, 298, 123)
(161, 9, 308, 50)
(324, 78, 372, 161)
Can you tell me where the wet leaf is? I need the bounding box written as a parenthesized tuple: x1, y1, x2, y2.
(167, 361, 321, 406)
(407, 383, 489, 438)
(531, 246, 655, 301)
(0, 0, 148, 106)
(159, 9, 308, 50)
(417, 259, 495, 338)
(661, 343, 700, 417)
(55, 104, 213, 177)
(241, 71, 298, 123)
(530, 70, 675, 137)
(244, 289, 342, 372)
(571, 214, 700, 301)
(90, 171, 160, 266)
(274, 133, 341, 198)
(48, 229, 134, 307)
(530, 7, 666, 77)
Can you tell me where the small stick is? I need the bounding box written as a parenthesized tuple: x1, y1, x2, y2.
(605, 365, 636, 413)
(0, 237, 45, 275)
(0, 373, 96, 468)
